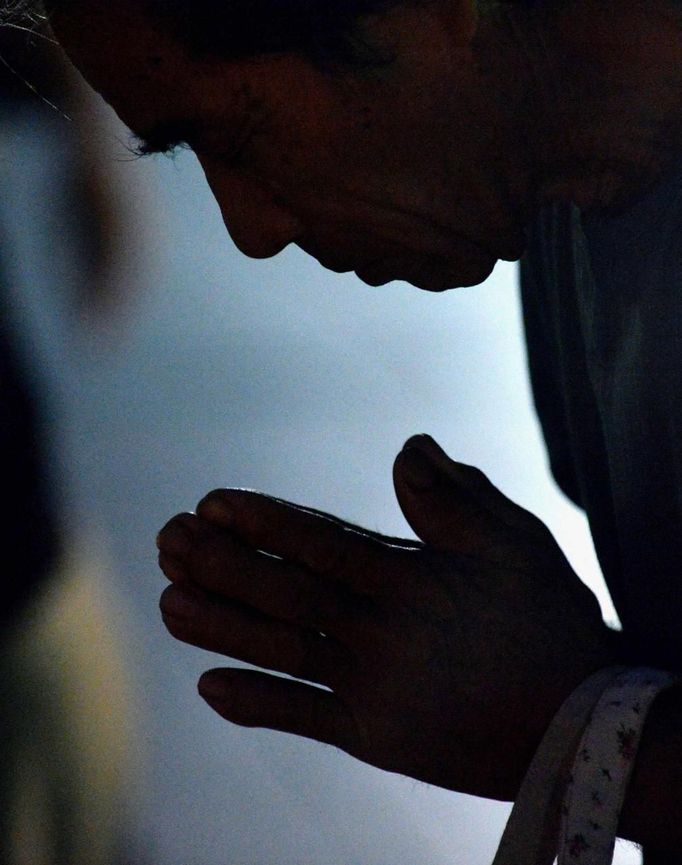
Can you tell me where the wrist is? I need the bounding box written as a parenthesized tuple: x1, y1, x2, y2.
(510, 627, 627, 798)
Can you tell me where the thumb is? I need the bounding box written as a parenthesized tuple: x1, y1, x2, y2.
(392, 434, 542, 555)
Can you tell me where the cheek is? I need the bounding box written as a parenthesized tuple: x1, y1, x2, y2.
(252, 127, 334, 193)
(267, 98, 389, 184)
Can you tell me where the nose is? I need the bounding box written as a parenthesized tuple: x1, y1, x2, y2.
(200, 158, 303, 259)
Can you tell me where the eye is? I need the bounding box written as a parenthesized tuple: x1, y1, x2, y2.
(127, 116, 205, 159)
(126, 133, 192, 160)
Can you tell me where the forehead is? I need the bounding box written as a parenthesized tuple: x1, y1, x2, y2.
(51, 1, 261, 142)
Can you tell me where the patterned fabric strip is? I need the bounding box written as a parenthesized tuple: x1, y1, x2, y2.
(493, 667, 627, 865)
(558, 667, 679, 865)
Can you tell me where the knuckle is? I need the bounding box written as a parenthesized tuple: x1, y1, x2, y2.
(459, 462, 489, 486)
(175, 511, 200, 527)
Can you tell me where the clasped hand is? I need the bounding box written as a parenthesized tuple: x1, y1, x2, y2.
(157, 435, 621, 801)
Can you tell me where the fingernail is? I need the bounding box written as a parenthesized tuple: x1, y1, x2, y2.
(400, 447, 439, 490)
(157, 521, 192, 558)
(403, 433, 436, 450)
(198, 671, 228, 701)
(197, 492, 233, 525)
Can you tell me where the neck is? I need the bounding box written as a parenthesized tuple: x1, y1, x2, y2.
(479, 0, 682, 216)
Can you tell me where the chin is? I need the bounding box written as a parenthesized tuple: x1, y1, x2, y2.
(355, 249, 498, 291)
(405, 256, 498, 292)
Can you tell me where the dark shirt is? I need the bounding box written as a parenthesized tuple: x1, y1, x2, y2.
(521, 157, 682, 671)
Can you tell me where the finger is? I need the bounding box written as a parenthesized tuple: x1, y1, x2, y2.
(198, 668, 362, 756)
(267, 500, 423, 549)
(393, 447, 501, 555)
(194, 489, 402, 595)
(158, 514, 374, 635)
(400, 435, 542, 533)
(156, 511, 202, 582)
(199, 494, 422, 550)
(393, 436, 539, 557)
(158, 549, 188, 583)
(160, 583, 351, 687)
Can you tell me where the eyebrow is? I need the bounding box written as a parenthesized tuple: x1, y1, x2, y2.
(131, 116, 203, 156)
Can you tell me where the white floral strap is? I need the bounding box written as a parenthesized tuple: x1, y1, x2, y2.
(493, 667, 627, 865)
(558, 667, 679, 865)
(493, 666, 679, 865)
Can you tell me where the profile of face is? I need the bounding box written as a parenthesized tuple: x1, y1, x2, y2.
(52, 0, 528, 291)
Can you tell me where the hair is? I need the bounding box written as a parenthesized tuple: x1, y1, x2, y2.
(1, 0, 410, 70)
(2, 0, 538, 68)
(1, 0, 45, 29)
(144, 0, 408, 69)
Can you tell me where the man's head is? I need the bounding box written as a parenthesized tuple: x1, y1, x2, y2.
(11, 0, 679, 291)
(18, 0, 537, 291)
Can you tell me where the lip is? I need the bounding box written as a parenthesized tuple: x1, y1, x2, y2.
(297, 239, 376, 275)
(300, 228, 513, 287)
(301, 248, 357, 274)
(354, 263, 394, 286)
(312, 251, 391, 283)
(317, 259, 355, 274)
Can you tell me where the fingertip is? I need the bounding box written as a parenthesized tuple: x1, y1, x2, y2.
(401, 433, 438, 453)
(196, 489, 235, 525)
(395, 446, 440, 491)
(198, 668, 231, 702)
(399, 435, 454, 476)
(399, 437, 487, 490)
(156, 512, 200, 558)
(198, 669, 262, 727)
